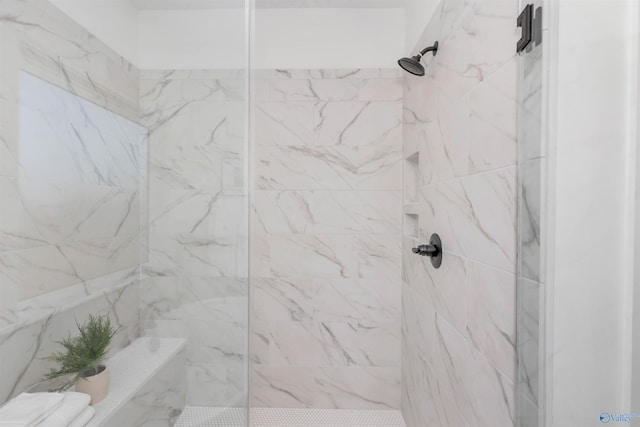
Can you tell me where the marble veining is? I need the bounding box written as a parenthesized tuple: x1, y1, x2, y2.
(0, 71, 146, 306)
(401, 0, 519, 426)
(251, 69, 402, 410)
(0, 0, 144, 413)
(0, 0, 139, 122)
(0, 278, 140, 402)
(140, 69, 247, 408)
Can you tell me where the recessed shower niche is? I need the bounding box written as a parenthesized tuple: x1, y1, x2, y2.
(404, 151, 419, 204)
(404, 212, 419, 240)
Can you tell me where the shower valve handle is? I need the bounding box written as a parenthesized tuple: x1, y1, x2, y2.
(410, 233, 443, 269)
(412, 245, 438, 256)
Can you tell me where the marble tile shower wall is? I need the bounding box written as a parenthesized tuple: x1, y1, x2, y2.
(401, 1, 519, 426)
(250, 69, 403, 410)
(139, 70, 247, 407)
(0, 0, 142, 403)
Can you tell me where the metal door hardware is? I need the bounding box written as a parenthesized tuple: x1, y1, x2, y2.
(517, 4, 542, 53)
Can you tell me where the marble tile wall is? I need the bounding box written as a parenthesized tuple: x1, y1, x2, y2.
(0, 0, 139, 123)
(0, 273, 140, 402)
(1, 72, 146, 305)
(401, 1, 520, 426)
(250, 68, 403, 410)
(139, 69, 248, 408)
(0, 0, 143, 404)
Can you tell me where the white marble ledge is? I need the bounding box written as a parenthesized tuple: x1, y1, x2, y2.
(0, 268, 138, 334)
(87, 337, 186, 427)
(403, 204, 421, 215)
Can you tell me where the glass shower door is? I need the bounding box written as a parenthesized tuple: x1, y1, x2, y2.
(134, 3, 251, 425)
(0, 0, 251, 425)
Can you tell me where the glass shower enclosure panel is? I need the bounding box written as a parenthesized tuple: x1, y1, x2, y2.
(138, 13, 251, 427)
(0, 0, 250, 425)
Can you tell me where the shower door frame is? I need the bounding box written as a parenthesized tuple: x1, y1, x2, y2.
(517, 1, 640, 426)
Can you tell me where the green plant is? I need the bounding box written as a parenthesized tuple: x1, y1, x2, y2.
(44, 314, 118, 391)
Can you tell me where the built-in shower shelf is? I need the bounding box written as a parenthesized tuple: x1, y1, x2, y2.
(404, 203, 420, 214)
(404, 214, 418, 240)
(404, 152, 420, 204)
(87, 337, 186, 427)
(404, 203, 419, 240)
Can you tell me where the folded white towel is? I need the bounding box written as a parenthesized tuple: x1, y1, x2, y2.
(34, 392, 90, 427)
(67, 407, 95, 427)
(0, 392, 64, 427)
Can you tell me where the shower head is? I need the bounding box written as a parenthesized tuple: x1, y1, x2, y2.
(398, 55, 425, 76)
(398, 41, 439, 76)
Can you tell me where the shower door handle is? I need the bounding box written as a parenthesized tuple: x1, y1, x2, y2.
(517, 4, 533, 53)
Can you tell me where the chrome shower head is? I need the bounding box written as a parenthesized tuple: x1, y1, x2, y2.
(398, 41, 439, 76)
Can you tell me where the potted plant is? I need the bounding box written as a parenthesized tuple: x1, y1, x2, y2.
(44, 314, 118, 404)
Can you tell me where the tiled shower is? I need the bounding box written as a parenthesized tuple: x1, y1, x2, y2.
(251, 69, 403, 410)
(1, 0, 639, 426)
(402, 1, 518, 425)
(140, 69, 248, 408)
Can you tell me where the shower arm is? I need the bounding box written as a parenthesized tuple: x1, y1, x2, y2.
(417, 42, 439, 59)
(418, 46, 437, 57)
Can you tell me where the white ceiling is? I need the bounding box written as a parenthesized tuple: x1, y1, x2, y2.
(132, 0, 405, 9)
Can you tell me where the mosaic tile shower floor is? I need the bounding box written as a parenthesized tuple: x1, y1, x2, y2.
(175, 406, 407, 427)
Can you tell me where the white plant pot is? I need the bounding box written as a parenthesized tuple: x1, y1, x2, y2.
(75, 365, 109, 405)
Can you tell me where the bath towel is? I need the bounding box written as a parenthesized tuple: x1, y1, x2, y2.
(66, 407, 95, 427)
(0, 392, 63, 427)
(34, 392, 90, 427)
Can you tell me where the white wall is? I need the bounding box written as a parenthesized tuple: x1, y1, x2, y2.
(254, 8, 404, 69)
(49, 3, 406, 70)
(549, 0, 639, 425)
(50, 0, 139, 64)
(404, 0, 438, 51)
(137, 9, 247, 69)
(138, 8, 405, 70)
